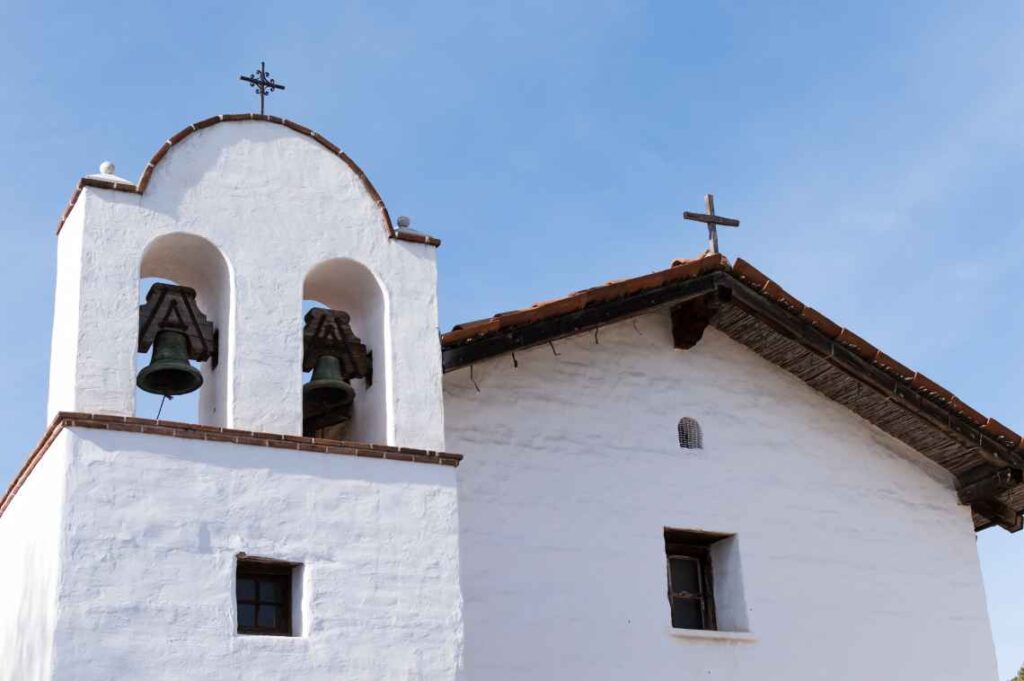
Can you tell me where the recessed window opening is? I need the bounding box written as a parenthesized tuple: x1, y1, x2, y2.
(664, 528, 748, 633)
(236, 556, 301, 636)
(678, 417, 703, 449)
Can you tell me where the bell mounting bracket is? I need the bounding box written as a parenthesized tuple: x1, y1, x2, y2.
(138, 283, 218, 365)
(303, 308, 372, 386)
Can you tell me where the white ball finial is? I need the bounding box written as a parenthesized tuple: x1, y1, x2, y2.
(99, 161, 116, 175)
(397, 215, 412, 229)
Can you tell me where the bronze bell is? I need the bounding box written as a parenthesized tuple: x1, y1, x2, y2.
(136, 283, 217, 398)
(137, 330, 204, 396)
(302, 308, 372, 436)
(302, 355, 356, 431)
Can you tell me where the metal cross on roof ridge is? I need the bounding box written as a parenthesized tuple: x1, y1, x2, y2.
(239, 61, 286, 115)
(682, 194, 740, 255)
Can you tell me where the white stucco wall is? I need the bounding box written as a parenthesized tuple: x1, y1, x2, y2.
(0, 434, 69, 681)
(48, 428, 463, 681)
(48, 119, 444, 450)
(444, 311, 998, 681)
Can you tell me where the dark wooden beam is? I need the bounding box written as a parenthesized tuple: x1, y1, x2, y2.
(721, 280, 1024, 472)
(972, 498, 1023, 533)
(958, 468, 1024, 505)
(442, 274, 722, 371)
(682, 211, 740, 227)
(671, 292, 726, 350)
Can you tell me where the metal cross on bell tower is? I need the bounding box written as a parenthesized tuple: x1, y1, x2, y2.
(239, 61, 286, 115)
(683, 194, 740, 255)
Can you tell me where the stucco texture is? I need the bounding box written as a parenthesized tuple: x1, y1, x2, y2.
(48, 119, 444, 450)
(445, 310, 998, 681)
(48, 428, 463, 681)
(0, 435, 67, 681)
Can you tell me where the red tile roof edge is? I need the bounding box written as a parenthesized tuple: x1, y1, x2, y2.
(444, 253, 731, 345)
(0, 412, 461, 520)
(55, 114, 441, 248)
(441, 253, 1023, 457)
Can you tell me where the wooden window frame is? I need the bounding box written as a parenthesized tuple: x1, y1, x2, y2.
(236, 557, 296, 637)
(664, 529, 728, 631)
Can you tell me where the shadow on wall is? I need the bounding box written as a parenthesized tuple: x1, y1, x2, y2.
(135, 232, 233, 427)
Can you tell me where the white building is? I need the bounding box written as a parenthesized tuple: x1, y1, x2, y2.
(1, 114, 1019, 680)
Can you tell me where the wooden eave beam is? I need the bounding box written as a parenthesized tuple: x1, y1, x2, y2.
(440, 269, 1024, 530)
(957, 468, 1024, 505)
(971, 498, 1023, 533)
(670, 291, 728, 350)
(441, 273, 723, 371)
(720, 279, 1024, 473)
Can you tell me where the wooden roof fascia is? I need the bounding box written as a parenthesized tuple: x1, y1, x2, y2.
(972, 498, 1023, 533)
(439, 261, 1024, 531)
(721, 281, 1024, 472)
(441, 272, 727, 370)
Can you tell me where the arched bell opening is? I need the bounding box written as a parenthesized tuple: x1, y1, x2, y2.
(302, 258, 388, 444)
(136, 233, 233, 427)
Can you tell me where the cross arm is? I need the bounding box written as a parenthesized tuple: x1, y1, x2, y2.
(682, 211, 740, 227)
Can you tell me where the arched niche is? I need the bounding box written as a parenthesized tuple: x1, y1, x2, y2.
(138, 232, 233, 426)
(303, 258, 389, 444)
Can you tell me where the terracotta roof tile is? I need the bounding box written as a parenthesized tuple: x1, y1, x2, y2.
(952, 397, 987, 428)
(873, 351, 915, 382)
(910, 372, 955, 405)
(799, 307, 842, 339)
(443, 254, 730, 346)
(731, 258, 770, 291)
(762, 280, 805, 314)
(983, 418, 1021, 447)
(836, 328, 877, 361)
(440, 253, 1023, 531)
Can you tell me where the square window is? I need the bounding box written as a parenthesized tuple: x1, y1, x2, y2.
(236, 557, 298, 636)
(664, 528, 734, 631)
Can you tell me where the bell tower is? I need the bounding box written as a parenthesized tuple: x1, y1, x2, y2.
(47, 114, 446, 449)
(1, 115, 463, 681)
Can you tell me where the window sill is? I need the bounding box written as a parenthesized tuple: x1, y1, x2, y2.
(668, 628, 756, 643)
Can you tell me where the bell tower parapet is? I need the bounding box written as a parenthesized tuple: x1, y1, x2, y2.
(47, 115, 445, 451)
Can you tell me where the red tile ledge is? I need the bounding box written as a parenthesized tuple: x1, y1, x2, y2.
(1, 412, 461, 519)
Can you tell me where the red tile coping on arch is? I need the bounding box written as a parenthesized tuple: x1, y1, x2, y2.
(55, 114, 441, 247)
(0, 412, 461, 519)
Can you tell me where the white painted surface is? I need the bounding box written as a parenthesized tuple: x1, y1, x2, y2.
(47, 427, 463, 681)
(48, 119, 444, 450)
(445, 312, 999, 681)
(0, 434, 69, 681)
(667, 629, 757, 643)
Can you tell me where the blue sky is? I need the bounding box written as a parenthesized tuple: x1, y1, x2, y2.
(2, 0, 1023, 674)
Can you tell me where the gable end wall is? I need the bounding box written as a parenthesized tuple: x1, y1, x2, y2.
(444, 309, 997, 681)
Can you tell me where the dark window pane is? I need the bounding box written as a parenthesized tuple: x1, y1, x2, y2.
(257, 604, 280, 629)
(238, 603, 256, 628)
(237, 578, 256, 601)
(669, 557, 701, 595)
(671, 597, 704, 630)
(260, 579, 284, 603)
